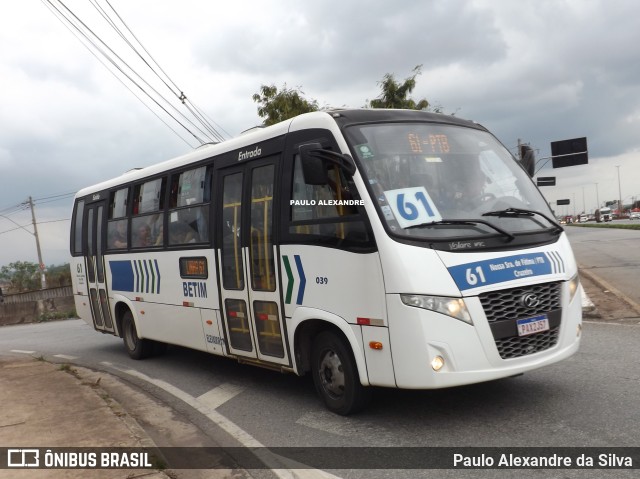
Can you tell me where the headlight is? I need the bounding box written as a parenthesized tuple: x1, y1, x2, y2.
(400, 294, 472, 324)
(568, 272, 580, 303)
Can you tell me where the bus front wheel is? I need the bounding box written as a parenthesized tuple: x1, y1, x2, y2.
(122, 311, 153, 360)
(311, 331, 371, 415)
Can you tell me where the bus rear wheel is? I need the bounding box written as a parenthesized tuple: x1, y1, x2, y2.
(311, 331, 371, 415)
(122, 310, 153, 360)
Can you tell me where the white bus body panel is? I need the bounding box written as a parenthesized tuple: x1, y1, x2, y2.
(104, 250, 222, 352)
(279, 244, 396, 386)
(381, 233, 581, 388)
(70, 257, 93, 326)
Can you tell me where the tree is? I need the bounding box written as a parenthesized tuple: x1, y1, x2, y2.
(0, 261, 40, 292)
(47, 263, 72, 287)
(252, 84, 319, 126)
(368, 65, 429, 110)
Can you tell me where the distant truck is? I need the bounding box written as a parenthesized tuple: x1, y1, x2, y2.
(579, 214, 589, 223)
(596, 207, 612, 223)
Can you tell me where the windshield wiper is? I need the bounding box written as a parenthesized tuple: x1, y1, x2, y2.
(481, 208, 563, 234)
(404, 218, 515, 241)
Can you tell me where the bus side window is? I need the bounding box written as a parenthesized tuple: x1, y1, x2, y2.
(107, 188, 129, 250)
(288, 154, 372, 247)
(72, 199, 85, 255)
(168, 166, 210, 246)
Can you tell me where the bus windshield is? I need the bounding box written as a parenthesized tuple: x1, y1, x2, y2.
(345, 122, 556, 241)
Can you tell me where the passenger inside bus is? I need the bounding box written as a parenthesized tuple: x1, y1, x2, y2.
(133, 224, 152, 247)
(108, 220, 127, 249)
(169, 221, 196, 244)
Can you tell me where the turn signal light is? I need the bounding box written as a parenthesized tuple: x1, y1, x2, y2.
(369, 341, 383, 350)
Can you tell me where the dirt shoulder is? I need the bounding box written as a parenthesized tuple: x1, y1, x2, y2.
(579, 267, 640, 325)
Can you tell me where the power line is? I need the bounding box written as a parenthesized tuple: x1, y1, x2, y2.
(101, 0, 226, 143)
(41, 0, 227, 145)
(0, 203, 28, 217)
(0, 224, 32, 237)
(37, 218, 71, 225)
(33, 192, 76, 202)
(41, 0, 196, 148)
(44, 0, 212, 145)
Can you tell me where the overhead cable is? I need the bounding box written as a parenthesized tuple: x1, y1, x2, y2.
(42, 0, 227, 146)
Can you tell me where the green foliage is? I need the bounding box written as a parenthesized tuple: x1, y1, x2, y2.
(0, 261, 40, 292)
(368, 65, 430, 110)
(252, 84, 319, 126)
(252, 64, 441, 125)
(39, 310, 77, 322)
(568, 223, 640, 230)
(0, 261, 71, 292)
(47, 263, 72, 287)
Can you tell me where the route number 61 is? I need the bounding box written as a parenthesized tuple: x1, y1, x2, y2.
(466, 266, 486, 286)
(384, 187, 442, 228)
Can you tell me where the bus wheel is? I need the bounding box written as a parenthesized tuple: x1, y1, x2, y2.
(122, 311, 153, 360)
(311, 331, 371, 415)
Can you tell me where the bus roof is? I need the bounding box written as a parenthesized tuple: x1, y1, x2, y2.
(74, 109, 483, 199)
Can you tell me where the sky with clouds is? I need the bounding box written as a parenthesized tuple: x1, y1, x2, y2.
(1, 0, 640, 268)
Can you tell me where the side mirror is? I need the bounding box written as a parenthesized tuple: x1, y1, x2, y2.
(299, 143, 357, 185)
(299, 143, 328, 185)
(519, 144, 535, 177)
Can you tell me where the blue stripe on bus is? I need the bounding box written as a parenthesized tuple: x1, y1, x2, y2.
(294, 254, 306, 305)
(154, 259, 161, 294)
(109, 261, 135, 292)
(448, 252, 561, 291)
(109, 259, 162, 294)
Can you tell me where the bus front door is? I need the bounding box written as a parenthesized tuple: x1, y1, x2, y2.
(84, 200, 115, 333)
(216, 159, 290, 366)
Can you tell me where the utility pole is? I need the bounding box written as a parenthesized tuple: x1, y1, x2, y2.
(27, 196, 47, 289)
(616, 165, 622, 216)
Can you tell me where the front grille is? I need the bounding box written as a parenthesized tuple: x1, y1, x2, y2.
(479, 282, 562, 359)
(479, 281, 561, 323)
(496, 328, 559, 359)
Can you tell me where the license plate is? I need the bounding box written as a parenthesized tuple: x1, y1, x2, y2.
(516, 315, 550, 336)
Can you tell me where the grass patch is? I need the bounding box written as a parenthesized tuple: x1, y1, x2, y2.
(38, 310, 77, 322)
(567, 223, 640, 230)
(59, 363, 80, 379)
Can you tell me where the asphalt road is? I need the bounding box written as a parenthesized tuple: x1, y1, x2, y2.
(1, 226, 639, 478)
(1, 316, 638, 478)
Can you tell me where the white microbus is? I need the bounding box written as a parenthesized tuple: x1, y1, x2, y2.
(70, 109, 582, 415)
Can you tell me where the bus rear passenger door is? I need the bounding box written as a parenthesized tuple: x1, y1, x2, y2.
(216, 158, 290, 366)
(84, 200, 115, 333)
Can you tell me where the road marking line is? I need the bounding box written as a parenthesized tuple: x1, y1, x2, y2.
(99, 362, 339, 479)
(10, 350, 36, 354)
(297, 411, 389, 439)
(581, 286, 594, 309)
(53, 354, 78, 360)
(197, 383, 244, 411)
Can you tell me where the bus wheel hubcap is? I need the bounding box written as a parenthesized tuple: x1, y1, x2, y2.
(319, 350, 345, 397)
